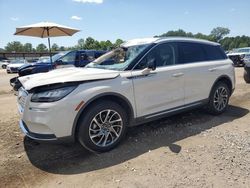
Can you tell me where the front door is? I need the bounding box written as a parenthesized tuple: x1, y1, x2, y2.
(131, 43, 185, 118)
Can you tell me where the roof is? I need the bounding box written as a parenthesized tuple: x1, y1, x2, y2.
(122, 37, 220, 47)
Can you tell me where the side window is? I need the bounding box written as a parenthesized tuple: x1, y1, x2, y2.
(85, 51, 95, 61)
(178, 42, 206, 64)
(59, 51, 77, 64)
(79, 52, 87, 61)
(203, 45, 227, 60)
(94, 52, 104, 58)
(135, 43, 176, 70)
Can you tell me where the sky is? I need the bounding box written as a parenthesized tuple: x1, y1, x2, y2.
(0, 0, 250, 49)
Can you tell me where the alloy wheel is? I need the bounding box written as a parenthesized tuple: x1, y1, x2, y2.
(89, 109, 123, 147)
(213, 86, 228, 111)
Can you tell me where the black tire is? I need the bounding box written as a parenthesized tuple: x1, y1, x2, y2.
(2, 65, 6, 69)
(244, 69, 250, 83)
(207, 82, 230, 115)
(77, 100, 128, 152)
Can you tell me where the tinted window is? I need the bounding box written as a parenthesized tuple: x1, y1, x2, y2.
(203, 45, 227, 60)
(178, 42, 206, 64)
(94, 52, 104, 58)
(135, 43, 176, 70)
(86, 51, 95, 61)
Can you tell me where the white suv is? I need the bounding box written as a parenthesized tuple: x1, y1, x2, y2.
(17, 37, 235, 152)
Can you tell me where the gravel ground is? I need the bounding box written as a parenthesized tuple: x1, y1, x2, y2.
(0, 68, 249, 188)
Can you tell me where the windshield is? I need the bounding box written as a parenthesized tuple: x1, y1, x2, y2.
(38, 52, 68, 63)
(86, 44, 149, 70)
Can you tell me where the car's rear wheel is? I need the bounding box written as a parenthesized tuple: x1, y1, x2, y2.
(77, 101, 127, 152)
(2, 65, 7, 69)
(207, 82, 230, 115)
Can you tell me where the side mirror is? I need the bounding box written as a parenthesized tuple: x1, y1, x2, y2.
(147, 59, 156, 70)
(141, 59, 156, 75)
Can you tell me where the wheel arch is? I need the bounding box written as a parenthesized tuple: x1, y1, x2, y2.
(71, 92, 135, 139)
(210, 75, 233, 97)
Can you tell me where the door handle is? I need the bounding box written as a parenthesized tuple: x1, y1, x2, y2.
(172, 73, 184, 77)
(209, 68, 217, 72)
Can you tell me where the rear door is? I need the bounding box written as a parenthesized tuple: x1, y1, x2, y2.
(177, 42, 228, 104)
(78, 51, 95, 67)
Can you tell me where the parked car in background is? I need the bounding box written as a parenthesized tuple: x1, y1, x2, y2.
(6, 59, 28, 73)
(10, 50, 106, 91)
(227, 47, 250, 67)
(0, 57, 10, 69)
(18, 52, 68, 76)
(17, 37, 235, 152)
(244, 60, 250, 83)
(18, 50, 106, 77)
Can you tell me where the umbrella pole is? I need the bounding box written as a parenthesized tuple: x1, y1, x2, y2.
(46, 28, 53, 66)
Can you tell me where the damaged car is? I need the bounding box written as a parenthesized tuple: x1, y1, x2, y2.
(227, 47, 250, 67)
(17, 37, 235, 152)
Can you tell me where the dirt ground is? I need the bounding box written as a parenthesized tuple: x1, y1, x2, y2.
(0, 68, 249, 188)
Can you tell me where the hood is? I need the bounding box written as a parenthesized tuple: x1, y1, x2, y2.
(8, 63, 26, 68)
(19, 62, 51, 70)
(18, 67, 120, 90)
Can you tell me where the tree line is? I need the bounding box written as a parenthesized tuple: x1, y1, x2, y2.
(1, 38, 124, 53)
(1, 27, 250, 53)
(156, 27, 250, 51)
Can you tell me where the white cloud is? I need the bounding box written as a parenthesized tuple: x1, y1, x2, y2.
(71, 15, 82, 20)
(10, 17, 19, 21)
(73, 0, 103, 4)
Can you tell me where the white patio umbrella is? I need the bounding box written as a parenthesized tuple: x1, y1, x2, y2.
(14, 21, 80, 63)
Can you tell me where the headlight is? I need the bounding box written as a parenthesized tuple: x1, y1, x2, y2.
(31, 85, 77, 102)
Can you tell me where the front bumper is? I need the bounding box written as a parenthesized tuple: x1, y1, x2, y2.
(17, 87, 79, 140)
(19, 120, 57, 141)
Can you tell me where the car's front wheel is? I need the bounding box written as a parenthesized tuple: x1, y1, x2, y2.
(207, 82, 230, 115)
(77, 101, 127, 152)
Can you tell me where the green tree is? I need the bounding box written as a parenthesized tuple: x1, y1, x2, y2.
(114, 39, 124, 47)
(51, 43, 59, 51)
(239, 42, 248, 48)
(5, 41, 23, 52)
(59, 46, 66, 51)
(83, 37, 101, 50)
(99, 41, 107, 50)
(104, 40, 113, 50)
(210, 27, 230, 42)
(77, 38, 85, 49)
(36, 43, 48, 52)
(158, 29, 189, 37)
(23, 43, 32, 52)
